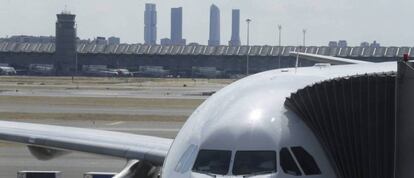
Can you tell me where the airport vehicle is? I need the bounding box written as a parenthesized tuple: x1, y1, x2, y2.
(133, 66, 170, 77)
(192, 67, 223, 78)
(84, 172, 117, 178)
(114, 69, 133, 77)
(17, 171, 61, 178)
(82, 65, 120, 77)
(28, 64, 55, 76)
(0, 53, 409, 178)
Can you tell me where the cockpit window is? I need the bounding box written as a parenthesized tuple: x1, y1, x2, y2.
(291, 146, 321, 175)
(192, 149, 231, 175)
(175, 144, 198, 173)
(232, 151, 277, 176)
(280, 148, 302, 176)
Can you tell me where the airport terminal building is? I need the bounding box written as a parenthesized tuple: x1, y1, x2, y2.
(0, 41, 412, 77)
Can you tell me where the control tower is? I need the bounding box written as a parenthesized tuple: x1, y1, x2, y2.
(55, 11, 77, 75)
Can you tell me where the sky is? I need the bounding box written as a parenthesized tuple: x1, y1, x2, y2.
(0, 0, 413, 46)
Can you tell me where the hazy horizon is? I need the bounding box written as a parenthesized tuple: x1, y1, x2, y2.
(1, 0, 413, 46)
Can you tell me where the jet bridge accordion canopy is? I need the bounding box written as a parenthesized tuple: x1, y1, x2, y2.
(285, 73, 396, 178)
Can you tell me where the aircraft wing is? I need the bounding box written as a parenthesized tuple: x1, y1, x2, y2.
(289, 52, 373, 65)
(0, 121, 172, 166)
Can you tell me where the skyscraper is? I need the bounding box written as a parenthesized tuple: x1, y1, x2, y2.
(208, 4, 220, 46)
(229, 9, 241, 46)
(55, 11, 77, 75)
(144, 3, 157, 45)
(171, 7, 186, 45)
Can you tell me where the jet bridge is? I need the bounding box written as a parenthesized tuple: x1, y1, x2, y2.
(395, 60, 414, 178)
(286, 60, 414, 178)
(285, 72, 396, 178)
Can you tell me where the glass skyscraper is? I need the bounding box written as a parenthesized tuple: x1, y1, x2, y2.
(229, 9, 241, 46)
(171, 7, 186, 45)
(144, 3, 157, 45)
(208, 4, 220, 46)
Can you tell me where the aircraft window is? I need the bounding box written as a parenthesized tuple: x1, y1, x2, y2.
(291, 147, 321, 175)
(232, 151, 277, 176)
(192, 149, 231, 175)
(280, 148, 302, 176)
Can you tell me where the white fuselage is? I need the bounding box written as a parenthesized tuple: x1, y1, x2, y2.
(162, 62, 396, 178)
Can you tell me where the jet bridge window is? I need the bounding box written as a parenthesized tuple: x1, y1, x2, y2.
(291, 146, 321, 175)
(280, 148, 302, 176)
(232, 151, 277, 176)
(192, 149, 231, 175)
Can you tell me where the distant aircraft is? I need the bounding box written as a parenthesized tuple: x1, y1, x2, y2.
(0, 53, 402, 178)
(0, 66, 16, 75)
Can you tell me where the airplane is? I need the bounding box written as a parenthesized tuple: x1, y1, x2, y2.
(0, 66, 17, 75)
(0, 52, 405, 178)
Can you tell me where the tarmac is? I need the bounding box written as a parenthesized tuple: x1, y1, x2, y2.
(0, 76, 233, 178)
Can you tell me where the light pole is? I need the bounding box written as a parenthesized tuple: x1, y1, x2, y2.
(278, 25, 282, 68)
(75, 23, 78, 77)
(246, 18, 251, 75)
(297, 29, 307, 69)
(302, 29, 307, 48)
